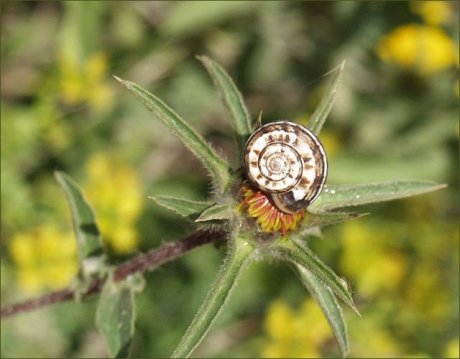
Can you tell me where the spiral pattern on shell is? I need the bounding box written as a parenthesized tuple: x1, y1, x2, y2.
(244, 121, 328, 214)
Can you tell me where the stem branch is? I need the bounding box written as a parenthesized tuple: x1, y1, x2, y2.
(1, 229, 225, 319)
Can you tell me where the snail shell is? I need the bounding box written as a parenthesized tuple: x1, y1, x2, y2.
(244, 121, 327, 214)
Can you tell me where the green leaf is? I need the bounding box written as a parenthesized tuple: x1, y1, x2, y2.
(198, 56, 252, 154)
(172, 235, 255, 358)
(272, 239, 359, 314)
(292, 211, 366, 241)
(295, 264, 349, 357)
(96, 277, 136, 358)
(195, 203, 234, 222)
(55, 171, 105, 277)
(114, 76, 231, 193)
(149, 195, 213, 217)
(309, 180, 446, 212)
(303, 211, 367, 229)
(308, 61, 345, 135)
(327, 151, 449, 183)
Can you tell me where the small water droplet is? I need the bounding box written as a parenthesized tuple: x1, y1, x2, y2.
(330, 189, 336, 194)
(356, 195, 360, 199)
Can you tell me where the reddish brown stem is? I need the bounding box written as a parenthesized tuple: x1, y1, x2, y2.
(1, 229, 225, 319)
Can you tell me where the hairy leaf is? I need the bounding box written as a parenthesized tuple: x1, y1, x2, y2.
(55, 171, 105, 278)
(272, 240, 359, 314)
(310, 180, 446, 212)
(304, 211, 367, 229)
(292, 211, 367, 242)
(198, 55, 252, 154)
(195, 203, 234, 222)
(308, 61, 345, 135)
(172, 236, 255, 358)
(149, 195, 213, 217)
(96, 278, 136, 358)
(115, 76, 231, 193)
(295, 264, 349, 357)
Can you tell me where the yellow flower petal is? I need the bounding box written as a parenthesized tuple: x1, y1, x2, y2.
(45, 262, 78, 289)
(377, 24, 458, 75)
(264, 300, 295, 342)
(9, 234, 36, 265)
(444, 338, 460, 358)
(109, 225, 139, 255)
(85, 53, 108, 80)
(410, 1, 452, 26)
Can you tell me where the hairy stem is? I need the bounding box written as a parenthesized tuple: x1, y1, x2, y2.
(1, 230, 225, 319)
(172, 235, 255, 358)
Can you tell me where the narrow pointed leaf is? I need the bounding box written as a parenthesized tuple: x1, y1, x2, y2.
(308, 61, 345, 135)
(304, 211, 367, 229)
(55, 171, 105, 277)
(149, 195, 213, 217)
(273, 239, 359, 314)
(295, 264, 349, 357)
(115, 76, 231, 193)
(310, 180, 446, 212)
(195, 203, 234, 222)
(172, 236, 255, 358)
(198, 55, 252, 154)
(255, 110, 263, 128)
(96, 278, 136, 358)
(294, 211, 367, 241)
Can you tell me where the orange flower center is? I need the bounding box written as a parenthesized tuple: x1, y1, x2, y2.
(238, 184, 305, 237)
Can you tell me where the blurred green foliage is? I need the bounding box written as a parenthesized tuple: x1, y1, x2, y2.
(1, 1, 458, 358)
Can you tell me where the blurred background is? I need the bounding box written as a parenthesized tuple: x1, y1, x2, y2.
(1, 1, 458, 358)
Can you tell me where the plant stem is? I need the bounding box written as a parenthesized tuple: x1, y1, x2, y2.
(1, 229, 225, 319)
(172, 235, 255, 358)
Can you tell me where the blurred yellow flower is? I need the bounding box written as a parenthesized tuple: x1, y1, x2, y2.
(9, 234, 36, 266)
(348, 313, 401, 357)
(44, 121, 72, 153)
(264, 300, 295, 344)
(58, 52, 113, 112)
(9, 224, 78, 294)
(376, 24, 458, 75)
(339, 221, 407, 296)
(404, 264, 450, 325)
(444, 338, 460, 358)
(410, 1, 453, 26)
(262, 299, 332, 358)
(84, 152, 143, 254)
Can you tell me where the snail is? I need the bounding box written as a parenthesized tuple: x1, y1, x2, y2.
(243, 121, 328, 214)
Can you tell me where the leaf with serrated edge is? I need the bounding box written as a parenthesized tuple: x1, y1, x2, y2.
(198, 56, 252, 155)
(96, 278, 136, 358)
(308, 61, 345, 135)
(149, 196, 213, 217)
(272, 239, 359, 314)
(295, 264, 349, 357)
(195, 203, 234, 222)
(114, 76, 231, 193)
(55, 171, 105, 277)
(172, 236, 255, 358)
(310, 180, 446, 213)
